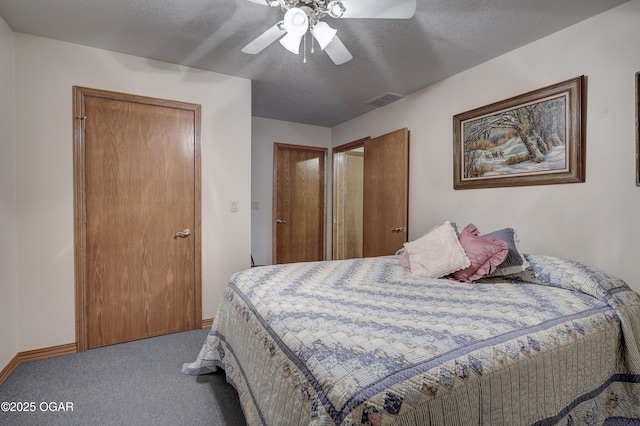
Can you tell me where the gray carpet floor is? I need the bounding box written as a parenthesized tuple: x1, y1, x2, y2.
(0, 329, 247, 426)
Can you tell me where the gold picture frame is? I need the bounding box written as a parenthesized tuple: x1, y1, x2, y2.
(453, 76, 586, 190)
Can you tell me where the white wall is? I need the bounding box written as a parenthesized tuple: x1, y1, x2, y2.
(13, 34, 252, 351)
(251, 117, 331, 265)
(0, 16, 18, 370)
(332, 0, 640, 292)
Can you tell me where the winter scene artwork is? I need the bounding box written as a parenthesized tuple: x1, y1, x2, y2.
(454, 76, 585, 190)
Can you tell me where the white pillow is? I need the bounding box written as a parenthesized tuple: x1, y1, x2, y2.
(404, 221, 470, 278)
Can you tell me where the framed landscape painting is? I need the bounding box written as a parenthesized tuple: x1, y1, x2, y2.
(453, 76, 586, 190)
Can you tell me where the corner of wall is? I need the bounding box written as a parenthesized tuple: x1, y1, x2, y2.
(0, 15, 19, 375)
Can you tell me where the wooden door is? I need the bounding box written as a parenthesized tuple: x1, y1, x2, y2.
(273, 143, 326, 264)
(363, 128, 409, 257)
(73, 87, 201, 350)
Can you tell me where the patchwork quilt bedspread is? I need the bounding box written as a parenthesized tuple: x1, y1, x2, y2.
(183, 255, 640, 425)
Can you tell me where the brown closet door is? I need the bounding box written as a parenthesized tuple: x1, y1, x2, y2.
(82, 90, 200, 348)
(273, 143, 326, 264)
(363, 128, 409, 257)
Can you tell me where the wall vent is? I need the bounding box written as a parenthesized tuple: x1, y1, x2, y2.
(365, 92, 404, 107)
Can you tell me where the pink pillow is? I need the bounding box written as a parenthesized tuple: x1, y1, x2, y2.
(452, 224, 509, 283)
(399, 251, 411, 270)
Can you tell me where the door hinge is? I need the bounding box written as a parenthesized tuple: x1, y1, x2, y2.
(75, 115, 86, 130)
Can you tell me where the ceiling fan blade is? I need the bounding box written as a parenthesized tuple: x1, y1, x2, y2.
(246, 0, 272, 6)
(241, 22, 285, 54)
(339, 0, 416, 19)
(324, 35, 353, 65)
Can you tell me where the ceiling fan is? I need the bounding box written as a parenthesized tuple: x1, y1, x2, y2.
(241, 0, 417, 65)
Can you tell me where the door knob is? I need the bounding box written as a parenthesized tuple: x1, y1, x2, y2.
(391, 226, 405, 233)
(276, 219, 287, 224)
(174, 229, 191, 239)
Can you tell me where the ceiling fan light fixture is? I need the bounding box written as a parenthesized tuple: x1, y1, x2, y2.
(282, 7, 309, 36)
(279, 7, 309, 54)
(327, 1, 346, 18)
(243, 0, 417, 65)
(311, 22, 337, 50)
(279, 32, 303, 54)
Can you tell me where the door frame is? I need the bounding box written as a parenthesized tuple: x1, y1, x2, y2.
(332, 137, 369, 260)
(272, 142, 327, 264)
(72, 86, 202, 352)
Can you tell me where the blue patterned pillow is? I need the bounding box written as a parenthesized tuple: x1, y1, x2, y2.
(484, 228, 530, 276)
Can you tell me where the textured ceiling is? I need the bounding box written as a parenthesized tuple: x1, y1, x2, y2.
(0, 0, 630, 127)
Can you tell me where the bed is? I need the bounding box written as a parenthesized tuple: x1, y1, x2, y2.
(183, 226, 640, 425)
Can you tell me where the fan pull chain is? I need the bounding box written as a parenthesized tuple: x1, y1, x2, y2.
(303, 33, 307, 63)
